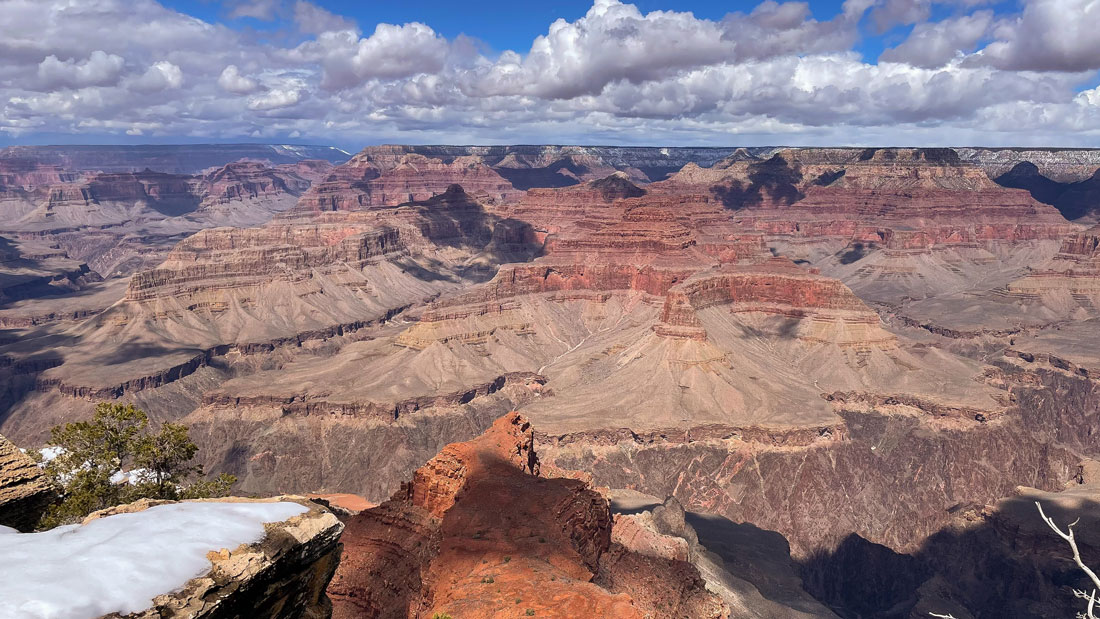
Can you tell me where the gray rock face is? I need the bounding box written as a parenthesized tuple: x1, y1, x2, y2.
(956, 147, 1100, 182)
(0, 433, 55, 531)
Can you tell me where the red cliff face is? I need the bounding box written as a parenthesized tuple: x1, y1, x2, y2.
(329, 412, 726, 618)
(198, 160, 330, 207)
(0, 159, 79, 191)
(297, 153, 522, 212)
(660, 148, 1077, 250)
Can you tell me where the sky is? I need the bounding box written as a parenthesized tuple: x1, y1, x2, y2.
(1, 0, 1099, 149)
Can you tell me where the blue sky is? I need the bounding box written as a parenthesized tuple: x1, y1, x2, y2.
(166, 0, 1038, 68)
(1, 0, 1099, 148)
(172, 0, 982, 63)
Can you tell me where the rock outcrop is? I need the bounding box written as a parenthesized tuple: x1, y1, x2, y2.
(297, 153, 522, 212)
(94, 497, 344, 619)
(328, 412, 727, 618)
(609, 493, 838, 618)
(0, 433, 55, 531)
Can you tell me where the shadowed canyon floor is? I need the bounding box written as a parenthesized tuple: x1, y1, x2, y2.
(3, 145, 1100, 617)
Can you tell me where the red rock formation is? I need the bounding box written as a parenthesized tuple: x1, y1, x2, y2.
(198, 160, 329, 208)
(1008, 224, 1100, 300)
(659, 148, 1078, 250)
(328, 412, 726, 618)
(297, 152, 522, 212)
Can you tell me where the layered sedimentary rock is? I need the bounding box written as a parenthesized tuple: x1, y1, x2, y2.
(297, 152, 522, 212)
(329, 412, 727, 618)
(0, 433, 55, 531)
(387, 176, 997, 437)
(1007, 224, 1100, 304)
(649, 148, 1081, 310)
(4, 145, 1100, 618)
(302, 144, 746, 186)
(0, 156, 335, 281)
(890, 223, 1100, 339)
(663, 148, 1077, 247)
(0, 185, 539, 441)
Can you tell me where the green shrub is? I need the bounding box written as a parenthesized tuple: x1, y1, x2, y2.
(35, 402, 236, 529)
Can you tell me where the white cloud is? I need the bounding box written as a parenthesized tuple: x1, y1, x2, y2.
(980, 0, 1100, 71)
(1, 0, 1099, 146)
(880, 11, 993, 67)
(247, 85, 305, 110)
(36, 51, 125, 90)
(218, 65, 261, 94)
(128, 61, 183, 92)
(291, 23, 449, 89)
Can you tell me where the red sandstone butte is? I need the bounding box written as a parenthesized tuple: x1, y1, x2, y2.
(328, 412, 727, 618)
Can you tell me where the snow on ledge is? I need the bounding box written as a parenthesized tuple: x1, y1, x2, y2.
(0, 501, 308, 619)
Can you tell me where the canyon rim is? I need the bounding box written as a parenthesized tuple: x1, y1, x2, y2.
(3, 0, 1100, 617)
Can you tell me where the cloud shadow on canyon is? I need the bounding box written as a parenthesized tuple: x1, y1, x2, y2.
(711, 155, 806, 211)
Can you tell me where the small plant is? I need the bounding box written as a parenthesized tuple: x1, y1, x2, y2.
(431, 614, 453, 619)
(480, 575, 495, 584)
(526, 610, 536, 616)
(503, 555, 511, 563)
(538, 537, 546, 543)
(35, 402, 235, 529)
(515, 598, 522, 604)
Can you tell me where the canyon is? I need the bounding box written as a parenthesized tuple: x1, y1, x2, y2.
(2, 144, 1099, 617)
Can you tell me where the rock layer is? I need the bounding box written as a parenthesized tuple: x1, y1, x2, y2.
(0, 433, 55, 531)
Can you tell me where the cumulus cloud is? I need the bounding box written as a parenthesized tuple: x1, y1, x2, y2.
(291, 23, 449, 89)
(2, 0, 1100, 146)
(880, 10, 993, 67)
(36, 51, 125, 90)
(218, 65, 261, 94)
(466, 1, 736, 99)
(128, 61, 183, 92)
(981, 0, 1100, 71)
(247, 88, 303, 110)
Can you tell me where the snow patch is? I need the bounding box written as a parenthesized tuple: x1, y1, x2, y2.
(109, 467, 152, 485)
(37, 446, 64, 464)
(0, 501, 307, 619)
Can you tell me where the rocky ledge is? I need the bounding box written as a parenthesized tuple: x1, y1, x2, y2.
(95, 497, 344, 619)
(0, 433, 55, 531)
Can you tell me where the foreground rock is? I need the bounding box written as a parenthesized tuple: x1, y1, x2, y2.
(96, 497, 344, 619)
(0, 433, 55, 531)
(329, 412, 728, 618)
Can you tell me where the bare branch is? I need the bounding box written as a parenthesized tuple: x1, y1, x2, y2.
(1037, 502, 1100, 619)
